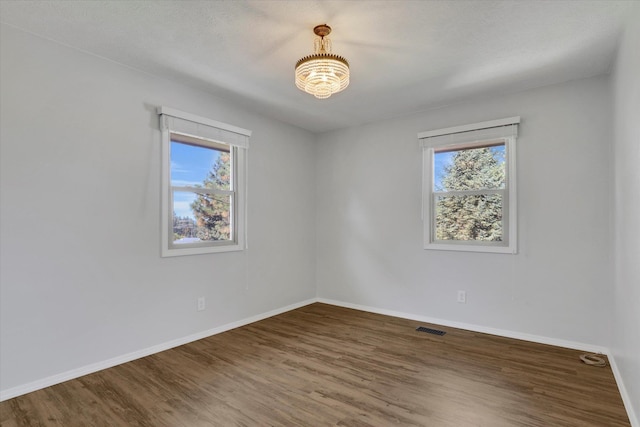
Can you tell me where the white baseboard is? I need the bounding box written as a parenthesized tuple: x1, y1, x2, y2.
(0, 298, 317, 402)
(317, 298, 608, 353)
(608, 352, 639, 427)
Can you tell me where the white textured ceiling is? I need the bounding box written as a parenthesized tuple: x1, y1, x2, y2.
(0, 0, 634, 133)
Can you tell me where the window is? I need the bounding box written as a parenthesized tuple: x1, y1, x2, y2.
(158, 107, 251, 257)
(419, 117, 519, 253)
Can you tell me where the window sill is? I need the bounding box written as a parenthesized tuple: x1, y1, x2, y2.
(424, 242, 517, 254)
(162, 243, 244, 257)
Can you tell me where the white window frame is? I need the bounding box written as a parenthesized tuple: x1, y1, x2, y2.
(419, 117, 519, 254)
(158, 107, 251, 257)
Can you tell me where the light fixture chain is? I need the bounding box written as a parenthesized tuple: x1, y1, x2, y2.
(314, 36, 333, 54)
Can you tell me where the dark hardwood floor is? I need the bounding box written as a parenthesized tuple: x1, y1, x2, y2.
(0, 303, 630, 426)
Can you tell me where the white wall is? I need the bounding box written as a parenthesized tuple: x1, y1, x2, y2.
(612, 5, 640, 425)
(0, 24, 317, 394)
(316, 75, 613, 347)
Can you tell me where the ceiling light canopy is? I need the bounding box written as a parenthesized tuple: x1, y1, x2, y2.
(295, 24, 349, 99)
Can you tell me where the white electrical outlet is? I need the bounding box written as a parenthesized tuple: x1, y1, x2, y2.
(457, 290, 467, 303)
(197, 296, 206, 311)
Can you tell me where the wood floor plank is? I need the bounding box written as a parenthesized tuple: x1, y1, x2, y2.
(0, 303, 630, 426)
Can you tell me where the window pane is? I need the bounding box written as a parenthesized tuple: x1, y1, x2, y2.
(435, 194, 503, 241)
(172, 191, 232, 243)
(170, 141, 231, 191)
(434, 144, 505, 191)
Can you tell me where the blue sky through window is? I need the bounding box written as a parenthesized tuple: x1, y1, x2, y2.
(171, 141, 220, 219)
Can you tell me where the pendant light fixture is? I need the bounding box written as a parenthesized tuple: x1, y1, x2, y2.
(295, 24, 350, 99)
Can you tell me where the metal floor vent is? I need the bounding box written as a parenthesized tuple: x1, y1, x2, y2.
(416, 326, 446, 336)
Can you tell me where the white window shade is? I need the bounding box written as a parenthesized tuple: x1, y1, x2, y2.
(158, 106, 251, 149)
(419, 117, 519, 148)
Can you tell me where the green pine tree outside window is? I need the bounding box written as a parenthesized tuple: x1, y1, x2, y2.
(434, 144, 505, 242)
